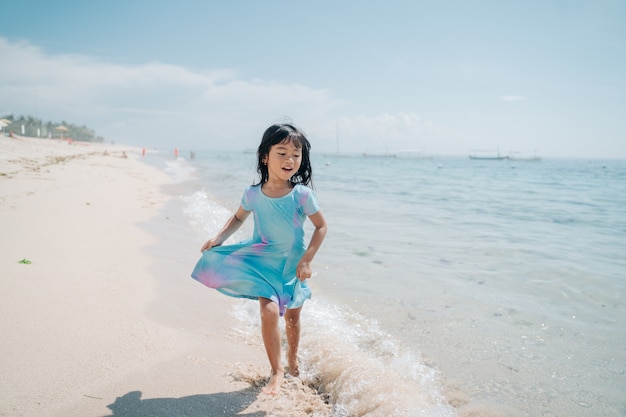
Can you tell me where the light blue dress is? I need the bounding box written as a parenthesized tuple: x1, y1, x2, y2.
(191, 184, 320, 315)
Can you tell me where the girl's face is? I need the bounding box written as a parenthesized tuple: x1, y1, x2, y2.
(263, 140, 303, 183)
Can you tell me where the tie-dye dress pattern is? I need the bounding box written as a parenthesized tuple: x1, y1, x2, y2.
(191, 184, 320, 315)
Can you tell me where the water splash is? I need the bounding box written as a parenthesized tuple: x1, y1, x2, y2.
(232, 299, 459, 417)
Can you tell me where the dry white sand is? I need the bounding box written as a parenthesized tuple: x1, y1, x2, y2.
(0, 136, 329, 417)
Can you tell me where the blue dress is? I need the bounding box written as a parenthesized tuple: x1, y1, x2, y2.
(191, 184, 320, 316)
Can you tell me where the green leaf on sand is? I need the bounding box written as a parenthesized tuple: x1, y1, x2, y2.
(18, 259, 32, 264)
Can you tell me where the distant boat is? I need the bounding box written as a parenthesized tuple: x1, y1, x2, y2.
(469, 149, 542, 161)
(469, 154, 509, 160)
(361, 152, 397, 158)
(468, 149, 509, 160)
(470, 155, 509, 161)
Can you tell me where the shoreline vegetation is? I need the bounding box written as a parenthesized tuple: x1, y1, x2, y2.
(1, 114, 104, 143)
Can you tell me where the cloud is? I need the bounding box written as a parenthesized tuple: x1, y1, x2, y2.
(499, 95, 526, 102)
(0, 38, 341, 148)
(0, 37, 442, 153)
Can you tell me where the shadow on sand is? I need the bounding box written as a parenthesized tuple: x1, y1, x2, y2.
(104, 388, 265, 417)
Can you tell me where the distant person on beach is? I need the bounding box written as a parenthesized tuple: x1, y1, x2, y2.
(191, 123, 327, 395)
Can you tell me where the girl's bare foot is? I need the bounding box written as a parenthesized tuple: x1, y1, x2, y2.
(287, 353, 300, 377)
(262, 370, 284, 396)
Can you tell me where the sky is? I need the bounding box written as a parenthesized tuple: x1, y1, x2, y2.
(1, 0, 625, 158)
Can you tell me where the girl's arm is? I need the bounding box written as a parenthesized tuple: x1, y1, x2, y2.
(200, 205, 250, 252)
(296, 211, 328, 281)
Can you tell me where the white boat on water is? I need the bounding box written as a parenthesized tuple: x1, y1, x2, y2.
(468, 149, 541, 161)
(468, 149, 508, 160)
(469, 154, 509, 160)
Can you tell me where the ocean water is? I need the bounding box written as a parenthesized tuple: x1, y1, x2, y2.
(162, 150, 626, 417)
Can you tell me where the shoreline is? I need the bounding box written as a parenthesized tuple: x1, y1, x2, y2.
(0, 136, 327, 417)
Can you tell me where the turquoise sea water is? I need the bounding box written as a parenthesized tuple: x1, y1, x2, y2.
(163, 151, 625, 417)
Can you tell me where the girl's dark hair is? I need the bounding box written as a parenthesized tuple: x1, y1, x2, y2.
(255, 123, 313, 187)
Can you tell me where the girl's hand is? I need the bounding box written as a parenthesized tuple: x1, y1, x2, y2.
(296, 261, 312, 281)
(200, 209, 249, 253)
(200, 239, 219, 252)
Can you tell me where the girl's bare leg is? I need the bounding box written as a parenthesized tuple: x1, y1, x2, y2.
(284, 307, 302, 377)
(259, 298, 283, 395)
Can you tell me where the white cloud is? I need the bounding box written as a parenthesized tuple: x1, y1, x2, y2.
(0, 38, 342, 149)
(0, 38, 443, 154)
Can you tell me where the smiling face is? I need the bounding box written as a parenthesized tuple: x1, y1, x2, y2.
(256, 123, 313, 187)
(263, 139, 303, 183)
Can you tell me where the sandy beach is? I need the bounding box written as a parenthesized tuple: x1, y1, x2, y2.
(0, 136, 328, 417)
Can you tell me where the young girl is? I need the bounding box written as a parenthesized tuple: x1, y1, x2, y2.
(191, 123, 327, 395)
